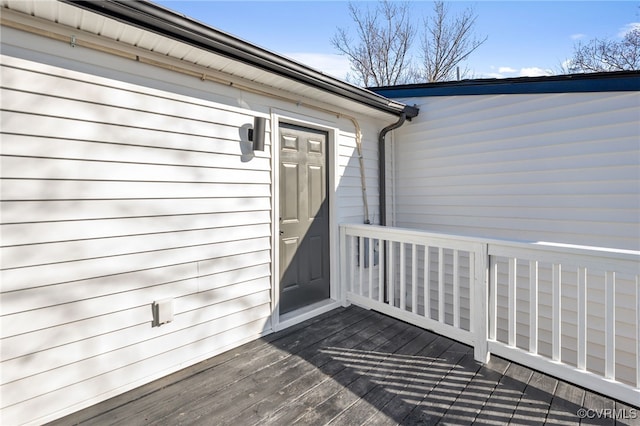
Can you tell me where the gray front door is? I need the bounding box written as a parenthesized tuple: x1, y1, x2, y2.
(279, 123, 330, 314)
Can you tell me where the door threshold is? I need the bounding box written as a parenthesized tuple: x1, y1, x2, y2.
(275, 299, 340, 332)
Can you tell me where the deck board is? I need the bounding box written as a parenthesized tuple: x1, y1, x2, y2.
(430, 352, 496, 424)
(49, 306, 639, 426)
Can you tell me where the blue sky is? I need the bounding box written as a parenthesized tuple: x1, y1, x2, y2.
(157, 1, 638, 81)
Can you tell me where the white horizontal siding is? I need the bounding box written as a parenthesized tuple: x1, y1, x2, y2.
(392, 92, 640, 250)
(336, 120, 381, 225)
(391, 90, 640, 391)
(0, 52, 274, 425)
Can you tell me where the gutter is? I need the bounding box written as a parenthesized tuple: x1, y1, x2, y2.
(63, 0, 419, 119)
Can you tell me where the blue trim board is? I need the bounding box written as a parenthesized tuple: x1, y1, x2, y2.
(369, 71, 640, 98)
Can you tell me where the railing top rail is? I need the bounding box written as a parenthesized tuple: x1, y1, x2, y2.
(340, 224, 640, 270)
(341, 223, 486, 252)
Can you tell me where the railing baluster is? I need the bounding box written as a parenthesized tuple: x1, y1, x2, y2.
(438, 247, 444, 323)
(368, 236, 374, 299)
(453, 249, 460, 328)
(378, 239, 385, 303)
(552, 263, 561, 362)
(358, 236, 364, 296)
(489, 259, 497, 341)
(388, 241, 395, 307)
(412, 244, 418, 314)
(605, 271, 615, 380)
(529, 260, 538, 354)
(577, 266, 586, 370)
(508, 257, 517, 347)
(400, 243, 406, 310)
(349, 235, 356, 295)
(424, 246, 430, 319)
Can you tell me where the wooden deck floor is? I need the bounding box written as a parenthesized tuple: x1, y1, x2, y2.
(52, 306, 638, 426)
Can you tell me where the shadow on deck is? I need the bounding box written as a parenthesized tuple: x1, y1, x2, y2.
(51, 306, 638, 425)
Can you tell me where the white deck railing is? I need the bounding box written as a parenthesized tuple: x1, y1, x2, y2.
(340, 224, 640, 407)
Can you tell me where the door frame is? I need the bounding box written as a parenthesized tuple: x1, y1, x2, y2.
(270, 109, 342, 332)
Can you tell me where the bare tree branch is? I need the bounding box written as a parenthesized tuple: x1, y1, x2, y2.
(331, 1, 415, 86)
(333, 0, 486, 85)
(419, 1, 487, 82)
(567, 28, 640, 73)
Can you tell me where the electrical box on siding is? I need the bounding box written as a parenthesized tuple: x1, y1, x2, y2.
(152, 298, 174, 326)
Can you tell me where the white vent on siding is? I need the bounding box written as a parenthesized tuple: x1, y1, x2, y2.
(152, 298, 174, 326)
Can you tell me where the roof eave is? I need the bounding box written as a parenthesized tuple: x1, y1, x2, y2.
(370, 71, 640, 98)
(61, 0, 418, 119)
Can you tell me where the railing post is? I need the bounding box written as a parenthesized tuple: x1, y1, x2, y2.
(474, 243, 490, 363)
(636, 274, 640, 389)
(339, 225, 350, 307)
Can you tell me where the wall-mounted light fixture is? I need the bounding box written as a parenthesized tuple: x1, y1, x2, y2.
(248, 116, 266, 151)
